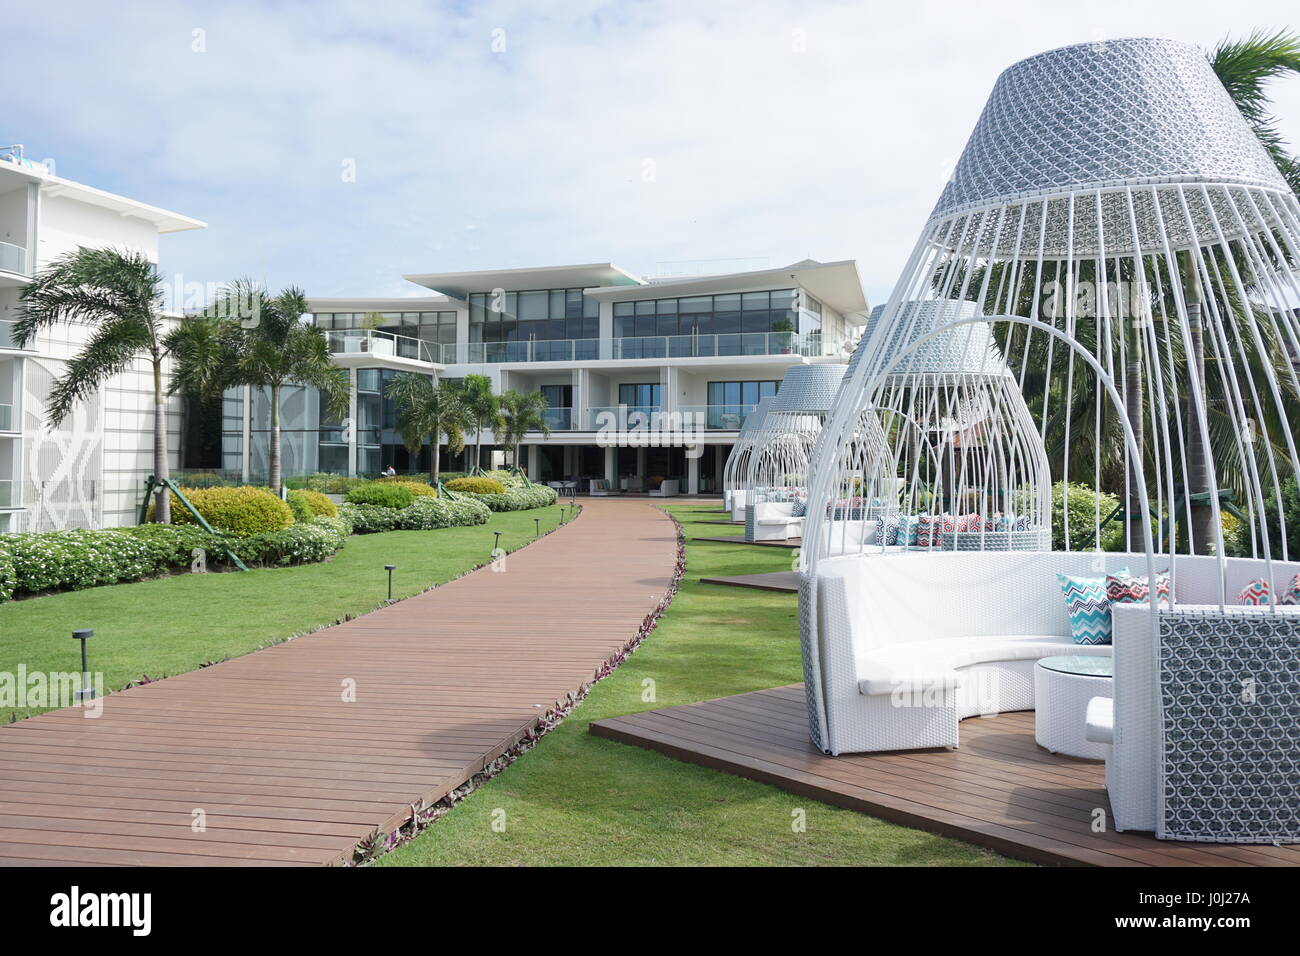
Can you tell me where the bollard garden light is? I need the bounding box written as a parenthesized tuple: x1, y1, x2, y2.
(384, 564, 396, 603)
(493, 530, 502, 555)
(534, 517, 541, 537)
(71, 629, 94, 702)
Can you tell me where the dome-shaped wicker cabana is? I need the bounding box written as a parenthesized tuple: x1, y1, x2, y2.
(742, 363, 846, 541)
(801, 38, 1300, 843)
(722, 395, 773, 518)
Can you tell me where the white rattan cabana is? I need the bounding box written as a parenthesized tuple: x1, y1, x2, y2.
(722, 396, 773, 518)
(801, 37, 1300, 843)
(742, 363, 846, 541)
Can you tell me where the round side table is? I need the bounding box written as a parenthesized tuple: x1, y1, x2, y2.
(1034, 655, 1113, 760)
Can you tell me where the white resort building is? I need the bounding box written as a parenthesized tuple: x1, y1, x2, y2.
(0, 147, 205, 532)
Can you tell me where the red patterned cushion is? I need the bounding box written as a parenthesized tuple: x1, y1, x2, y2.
(956, 512, 982, 532)
(915, 514, 942, 547)
(1106, 570, 1171, 606)
(1281, 574, 1300, 606)
(1239, 578, 1271, 606)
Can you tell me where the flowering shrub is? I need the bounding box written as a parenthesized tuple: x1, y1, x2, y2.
(345, 482, 415, 509)
(284, 473, 369, 495)
(340, 496, 489, 533)
(0, 516, 351, 602)
(152, 485, 295, 536)
(444, 476, 506, 495)
(461, 483, 558, 512)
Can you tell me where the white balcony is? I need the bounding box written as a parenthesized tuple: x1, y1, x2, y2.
(326, 329, 443, 372)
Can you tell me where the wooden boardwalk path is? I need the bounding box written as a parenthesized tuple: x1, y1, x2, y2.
(0, 500, 678, 866)
(592, 684, 1300, 867)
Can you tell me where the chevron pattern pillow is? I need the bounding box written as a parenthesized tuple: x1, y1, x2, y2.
(1057, 572, 1115, 645)
(1282, 575, 1300, 606)
(1239, 578, 1271, 606)
(1105, 570, 1171, 606)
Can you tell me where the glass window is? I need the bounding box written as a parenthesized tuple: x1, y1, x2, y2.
(519, 291, 548, 321)
(614, 302, 634, 317)
(635, 300, 655, 316)
(714, 294, 740, 312)
(657, 299, 677, 314)
(584, 294, 599, 319)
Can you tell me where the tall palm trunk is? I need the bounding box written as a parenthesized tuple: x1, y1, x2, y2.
(1125, 324, 1144, 548)
(152, 358, 171, 523)
(429, 424, 441, 486)
(1181, 253, 1214, 554)
(269, 383, 282, 495)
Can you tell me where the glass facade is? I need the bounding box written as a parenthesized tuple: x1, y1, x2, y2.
(468, 288, 599, 345)
(614, 289, 798, 338)
(618, 383, 661, 409)
(314, 311, 456, 348)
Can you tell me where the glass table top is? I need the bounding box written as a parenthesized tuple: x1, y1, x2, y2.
(1038, 655, 1113, 678)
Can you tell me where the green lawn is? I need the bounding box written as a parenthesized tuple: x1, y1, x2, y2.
(0, 505, 564, 722)
(376, 503, 1018, 867)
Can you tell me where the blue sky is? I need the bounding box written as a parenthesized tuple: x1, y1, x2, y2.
(5, 0, 1299, 306)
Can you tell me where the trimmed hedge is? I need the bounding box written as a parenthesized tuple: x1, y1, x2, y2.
(376, 478, 438, 498)
(345, 483, 415, 509)
(153, 485, 295, 536)
(0, 516, 351, 602)
(284, 473, 370, 495)
(457, 483, 558, 512)
(445, 476, 506, 495)
(340, 496, 490, 534)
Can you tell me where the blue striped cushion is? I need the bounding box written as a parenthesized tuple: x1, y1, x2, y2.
(1057, 571, 1120, 645)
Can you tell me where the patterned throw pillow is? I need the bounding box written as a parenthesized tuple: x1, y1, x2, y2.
(1282, 575, 1300, 606)
(1057, 572, 1115, 645)
(896, 515, 919, 547)
(1105, 570, 1171, 606)
(1239, 578, 1271, 606)
(915, 514, 942, 548)
(790, 498, 807, 518)
(956, 512, 982, 533)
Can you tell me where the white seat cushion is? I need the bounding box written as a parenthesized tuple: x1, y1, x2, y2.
(856, 634, 1111, 695)
(1085, 696, 1114, 744)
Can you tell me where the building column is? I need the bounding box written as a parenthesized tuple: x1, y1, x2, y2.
(604, 445, 617, 485)
(636, 446, 646, 483)
(346, 369, 358, 477)
(527, 444, 540, 481)
(240, 384, 252, 483)
(687, 450, 700, 495)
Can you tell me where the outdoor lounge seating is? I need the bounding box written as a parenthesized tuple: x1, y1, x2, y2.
(747, 501, 803, 541)
(648, 479, 679, 497)
(588, 479, 622, 496)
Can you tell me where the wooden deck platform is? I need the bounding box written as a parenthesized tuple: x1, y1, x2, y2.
(591, 684, 1300, 867)
(698, 571, 799, 593)
(0, 499, 678, 866)
(693, 535, 801, 549)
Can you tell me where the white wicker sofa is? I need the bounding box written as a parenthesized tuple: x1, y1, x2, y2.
(808, 550, 1300, 758)
(747, 501, 803, 541)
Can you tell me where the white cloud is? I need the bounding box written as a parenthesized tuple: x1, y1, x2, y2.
(5, 0, 1299, 306)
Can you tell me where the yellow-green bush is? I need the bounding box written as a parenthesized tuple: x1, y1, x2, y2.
(445, 476, 506, 495)
(152, 486, 294, 536)
(292, 488, 339, 517)
(378, 478, 437, 498)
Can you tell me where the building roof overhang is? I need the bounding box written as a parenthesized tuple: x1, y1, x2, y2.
(403, 262, 645, 299)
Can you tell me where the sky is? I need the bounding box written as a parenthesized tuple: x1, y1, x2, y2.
(5, 0, 1300, 307)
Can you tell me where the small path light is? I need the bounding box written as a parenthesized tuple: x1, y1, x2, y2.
(493, 530, 502, 555)
(534, 517, 541, 537)
(384, 564, 396, 603)
(71, 629, 95, 702)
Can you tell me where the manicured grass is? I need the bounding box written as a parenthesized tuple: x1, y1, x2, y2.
(376, 502, 1019, 867)
(0, 506, 563, 722)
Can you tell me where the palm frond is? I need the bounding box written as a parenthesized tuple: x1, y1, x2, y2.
(45, 321, 152, 425)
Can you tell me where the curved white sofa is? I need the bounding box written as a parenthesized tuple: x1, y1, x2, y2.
(804, 550, 1300, 756)
(746, 501, 803, 541)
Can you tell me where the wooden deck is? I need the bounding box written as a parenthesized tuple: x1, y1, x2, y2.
(591, 685, 1300, 867)
(693, 535, 801, 549)
(699, 571, 800, 593)
(0, 499, 678, 866)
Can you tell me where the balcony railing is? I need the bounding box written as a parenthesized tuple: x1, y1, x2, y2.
(0, 402, 13, 432)
(436, 339, 601, 365)
(326, 329, 440, 365)
(586, 405, 663, 430)
(0, 241, 26, 276)
(541, 407, 573, 430)
(674, 403, 760, 430)
(613, 331, 819, 360)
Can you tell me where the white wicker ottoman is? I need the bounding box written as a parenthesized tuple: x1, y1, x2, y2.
(1033, 656, 1113, 760)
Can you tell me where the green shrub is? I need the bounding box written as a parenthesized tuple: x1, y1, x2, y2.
(458, 483, 558, 512)
(376, 478, 438, 498)
(345, 482, 415, 509)
(227, 516, 351, 566)
(292, 489, 338, 517)
(1047, 481, 1123, 552)
(153, 485, 295, 536)
(285, 490, 313, 524)
(445, 476, 506, 495)
(339, 496, 490, 533)
(284, 473, 369, 495)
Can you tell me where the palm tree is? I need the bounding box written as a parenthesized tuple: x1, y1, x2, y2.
(385, 373, 471, 485)
(172, 281, 349, 494)
(460, 374, 500, 473)
(16, 246, 179, 522)
(497, 389, 552, 471)
(1210, 30, 1300, 194)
